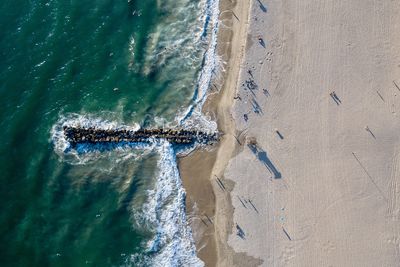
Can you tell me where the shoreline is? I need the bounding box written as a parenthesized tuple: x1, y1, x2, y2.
(178, 0, 254, 266)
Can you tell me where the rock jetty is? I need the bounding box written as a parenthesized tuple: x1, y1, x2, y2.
(63, 126, 219, 147)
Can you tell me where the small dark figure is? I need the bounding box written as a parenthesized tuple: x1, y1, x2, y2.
(275, 129, 284, 139)
(232, 11, 240, 21)
(332, 91, 341, 103)
(257, 0, 267, 12)
(330, 91, 340, 105)
(244, 114, 248, 122)
(236, 224, 245, 239)
(258, 35, 266, 48)
(282, 227, 292, 241)
(365, 126, 376, 139)
(233, 94, 242, 100)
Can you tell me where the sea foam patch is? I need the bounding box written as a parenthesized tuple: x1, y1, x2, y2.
(178, 0, 221, 133)
(137, 1, 220, 265)
(51, 113, 148, 165)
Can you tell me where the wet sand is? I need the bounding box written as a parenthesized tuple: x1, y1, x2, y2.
(178, 0, 253, 266)
(178, 148, 218, 267)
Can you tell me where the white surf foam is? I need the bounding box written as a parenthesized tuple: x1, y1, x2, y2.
(50, 113, 150, 165)
(132, 142, 204, 267)
(130, 2, 221, 265)
(128, 0, 221, 134)
(178, 0, 221, 133)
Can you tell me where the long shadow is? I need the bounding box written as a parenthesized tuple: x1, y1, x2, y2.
(248, 199, 259, 213)
(251, 98, 263, 114)
(275, 130, 284, 140)
(236, 224, 246, 239)
(258, 38, 266, 48)
(330, 94, 339, 105)
(330, 92, 341, 105)
(333, 92, 341, 103)
(257, 0, 267, 12)
(263, 88, 270, 97)
(248, 144, 281, 179)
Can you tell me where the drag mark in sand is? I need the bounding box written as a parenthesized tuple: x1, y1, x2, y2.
(352, 152, 388, 202)
(365, 126, 377, 139)
(282, 227, 292, 241)
(376, 90, 385, 102)
(393, 80, 400, 92)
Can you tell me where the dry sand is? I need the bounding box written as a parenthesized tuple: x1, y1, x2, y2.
(224, 0, 400, 266)
(182, 0, 400, 266)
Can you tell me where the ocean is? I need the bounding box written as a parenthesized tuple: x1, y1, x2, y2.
(0, 0, 219, 266)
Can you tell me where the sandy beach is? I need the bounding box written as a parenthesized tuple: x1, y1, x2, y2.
(181, 0, 400, 266)
(179, 0, 252, 265)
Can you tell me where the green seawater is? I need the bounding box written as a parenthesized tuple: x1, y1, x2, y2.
(0, 0, 214, 266)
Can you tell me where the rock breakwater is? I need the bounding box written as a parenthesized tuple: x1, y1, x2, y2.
(63, 126, 219, 147)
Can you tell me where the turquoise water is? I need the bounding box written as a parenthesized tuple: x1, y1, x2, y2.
(0, 0, 219, 266)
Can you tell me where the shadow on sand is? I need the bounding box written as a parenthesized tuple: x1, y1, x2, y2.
(257, 0, 267, 13)
(248, 143, 282, 179)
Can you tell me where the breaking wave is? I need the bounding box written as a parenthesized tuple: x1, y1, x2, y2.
(50, 0, 220, 265)
(179, 0, 221, 133)
(50, 113, 150, 165)
(132, 142, 203, 267)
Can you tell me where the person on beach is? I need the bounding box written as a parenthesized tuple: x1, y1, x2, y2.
(330, 91, 340, 105)
(234, 94, 242, 100)
(258, 35, 265, 47)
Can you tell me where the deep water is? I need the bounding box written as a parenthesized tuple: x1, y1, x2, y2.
(0, 0, 218, 266)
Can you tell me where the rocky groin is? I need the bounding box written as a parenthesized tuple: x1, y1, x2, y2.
(63, 126, 219, 147)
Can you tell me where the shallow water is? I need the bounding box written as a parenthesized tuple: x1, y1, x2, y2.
(0, 0, 219, 266)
